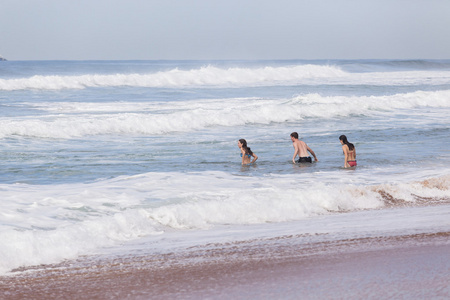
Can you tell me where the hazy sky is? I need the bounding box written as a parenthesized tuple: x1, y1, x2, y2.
(1, 0, 449, 60)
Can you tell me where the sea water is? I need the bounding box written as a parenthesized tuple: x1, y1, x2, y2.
(0, 59, 449, 275)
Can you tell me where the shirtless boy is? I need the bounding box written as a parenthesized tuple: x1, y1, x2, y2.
(290, 132, 318, 163)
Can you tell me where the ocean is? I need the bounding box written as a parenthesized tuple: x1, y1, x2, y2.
(0, 59, 449, 297)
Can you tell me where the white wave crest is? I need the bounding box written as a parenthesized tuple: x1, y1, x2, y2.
(0, 64, 346, 91)
(2, 64, 450, 91)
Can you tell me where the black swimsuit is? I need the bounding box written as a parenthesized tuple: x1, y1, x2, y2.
(297, 156, 312, 163)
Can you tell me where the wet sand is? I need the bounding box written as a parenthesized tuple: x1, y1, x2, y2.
(1, 232, 449, 300)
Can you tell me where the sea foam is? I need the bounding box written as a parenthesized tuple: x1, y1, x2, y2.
(0, 171, 449, 275)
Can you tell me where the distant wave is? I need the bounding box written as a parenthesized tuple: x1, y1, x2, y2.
(3, 63, 449, 91)
(370, 59, 450, 70)
(0, 65, 346, 91)
(1, 90, 449, 139)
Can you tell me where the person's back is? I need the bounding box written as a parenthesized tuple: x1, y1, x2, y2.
(293, 139, 309, 157)
(347, 147, 356, 161)
(290, 132, 318, 163)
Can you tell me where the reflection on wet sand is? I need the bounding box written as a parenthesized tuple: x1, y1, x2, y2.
(2, 231, 449, 300)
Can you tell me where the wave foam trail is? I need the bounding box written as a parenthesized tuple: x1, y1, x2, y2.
(1, 90, 449, 139)
(0, 65, 346, 90)
(0, 172, 449, 275)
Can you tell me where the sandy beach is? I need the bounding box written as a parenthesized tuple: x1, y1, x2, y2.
(1, 230, 448, 300)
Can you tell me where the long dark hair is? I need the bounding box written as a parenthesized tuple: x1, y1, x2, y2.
(239, 139, 253, 155)
(339, 135, 355, 151)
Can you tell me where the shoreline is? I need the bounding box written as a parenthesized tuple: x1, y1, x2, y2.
(1, 231, 449, 299)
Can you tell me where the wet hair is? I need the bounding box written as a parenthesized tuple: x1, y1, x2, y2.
(290, 132, 299, 139)
(339, 135, 355, 151)
(239, 139, 253, 155)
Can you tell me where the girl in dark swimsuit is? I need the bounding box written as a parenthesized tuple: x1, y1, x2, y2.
(238, 139, 258, 165)
(339, 135, 357, 168)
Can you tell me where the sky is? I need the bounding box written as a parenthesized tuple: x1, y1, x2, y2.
(0, 0, 449, 60)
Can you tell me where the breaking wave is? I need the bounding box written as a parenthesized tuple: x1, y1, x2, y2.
(1, 90, 449, 139)
(0, 65, 346, 91)
(1, 64, 450, 91)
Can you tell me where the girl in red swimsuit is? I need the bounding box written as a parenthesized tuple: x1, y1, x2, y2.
(339, 135, 357, 168)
